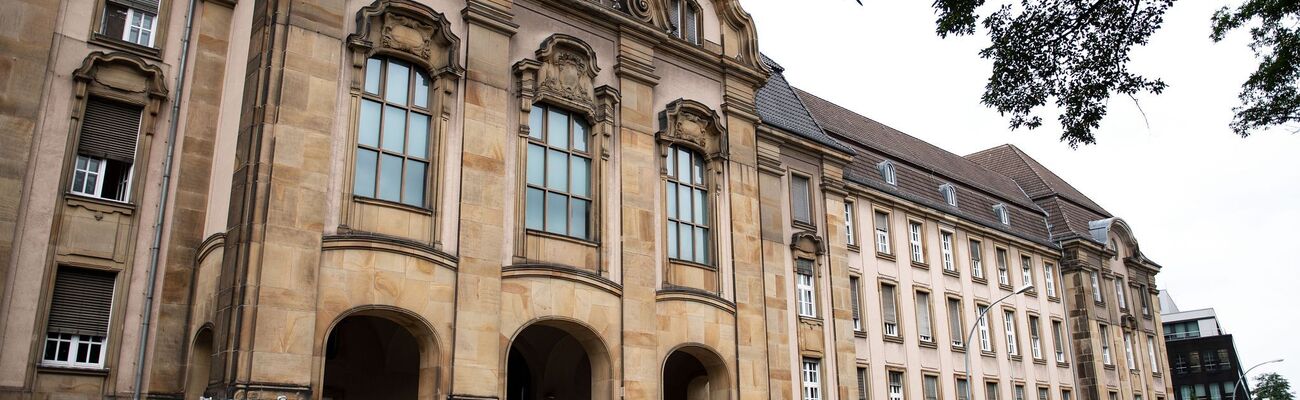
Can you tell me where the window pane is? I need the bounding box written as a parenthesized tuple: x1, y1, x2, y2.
(679, 223, 693, 261)
(413, 71, 430, 108)
(571, 156, 590, 197)
(547, 149, 568, 191)
(358, 100, 382, 147)
(694, 226, 707, 263)
(378, 154, 403, 202)
(573, 119, 589, 152)
(353, 148, 377, 197)
(678, 180, 693, 222)
(665, 147, 675, 177)
(667, 221, 678, 258)
(547, 108, 569, 148)
(101, 4, 127, 43)
(570, 198, 589, 239)
(545, 192, 567, 234)
(677, 148, 691, 183)
(526, 188, 544, 230)
(792, 175, 811, 222)
(385, 60, 410, 105)
(693, 154, 704, 185)
(693, 188, 707, 224)
(407, 113, 429, 158)
(382, 105, 406, 152)
(402, 160, 426, 206)
(527, 144, 545, 186)
(529, 106, 544, 140)
(365, 58, 382, 94)
(666, 182, 678, 219)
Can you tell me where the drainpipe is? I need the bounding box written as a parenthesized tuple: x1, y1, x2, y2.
(133, 0, 199, 395)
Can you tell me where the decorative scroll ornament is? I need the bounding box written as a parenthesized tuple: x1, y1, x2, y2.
(348, 0, 463, 85)
(790, 231, 825, 257)
(514, 34, 603, 122)
(657, 99, 726, 160)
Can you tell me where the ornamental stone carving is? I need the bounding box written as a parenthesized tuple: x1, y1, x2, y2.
(347, 0, 462, 91)
(657, 99, 726, 160)
(515, 34, 603, 121)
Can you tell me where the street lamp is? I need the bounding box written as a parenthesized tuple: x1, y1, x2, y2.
(963, 284, 1033, 400)
(1231, 358, 1283, 400)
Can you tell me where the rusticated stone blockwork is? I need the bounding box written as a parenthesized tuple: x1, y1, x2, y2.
(0, 0, 1170, 399)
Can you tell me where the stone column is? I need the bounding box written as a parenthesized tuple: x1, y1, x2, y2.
(448, 1, 515, 398)
(755, 140, 791, 400)
(820, 161, 860, 400)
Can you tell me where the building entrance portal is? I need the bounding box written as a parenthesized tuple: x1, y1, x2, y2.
(506, 321, 612, 400)
(322, 315, 421, 399)
(662, 347, 730, 400)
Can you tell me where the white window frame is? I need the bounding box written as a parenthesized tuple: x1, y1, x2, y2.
(1100, 324, 1113, 365)
(1020, 256, 1034, 289)
(908, 220, 924, 263)
(1053, 320, 1067, 363)
(1124, 332, 1137, 370)
(1115, 278, 1128, 309)
(947, 297, 964, 347)
(969, 239, 984, 279)
(1043, 263, 1057, 298)
(41, 332, 107, 369)
(977, 305, 992, 352)
(797, 272, 816, 318)
(803, 358, 822, 400)
(923, 374, 940, 400)
(916, 291, 933, 343)
(940, 231, 955, 272)
(1091, 272, 1103, 303)
(879, 160, 897, 185)
(1147, 335, 1160, 373)
(882, 283, 900, 337)
(844, 202, 856, 246)
(71, 155, 106, 198)
(997, 248, 1010, 286)
(940, 183, 957, 206)
(851, 276, 863, 332)
(993, 204, 1010, 225)
(1003, 310, 1019, 356)
(888, 370, 905, 400)
(874, 210, 891, 254)
(1029, 316, 1043, 360)
(123, 7, 157, 47)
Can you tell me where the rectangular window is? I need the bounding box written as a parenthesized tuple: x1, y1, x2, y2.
(1091, 272, 1104, 303)
(1015, 385, 1026, 400)
(797, 267, 816, 318)
(986, 382, 1000, 400)
(857, 367, 869, 400)
(1029, 315, 1043, 360)
(1115, 278, 1128, 309)
(1052, 320, 1067, 363)
(1108, 392, 1118, 400)
(1061, 390, 1072, 400)
(977, 304, 992, 352)
(791, 174, 812, 224)
(851, 276, 863, 331)
(355, 58, 436, 208)
(1020, 255, 1034, 290)
(665, 145, 711, 264)
(1003, 310, 1019, 356)
(1100, 324, 1113, 365)
(969, 239, 984, 279)
(1043, 263, 1058, 298)
(882, 283, 899, 337)
(1125, 332, 1137, 370)
(947, 297, 964, 347)
(71, 98, 142, 202)
(802, 358, 821, 400)
(101, 1, 159, 47)
(956, 378, 970, 400)
(909, 221, 925, 263)
(875, 211, 892, 254)
(940, 231, 955, 272)
(923, 375, 939, 400)
(888, 371, 905, 400)
(1138, 284, 1152, 316)
(845, 202, 857, 246)
(1038, 387, 1050, 400)
(42, 267, 116, 369)
(916, 291, 933, 343)
(1148, 335, 1160, 372)
(996, 248, 1010, 286)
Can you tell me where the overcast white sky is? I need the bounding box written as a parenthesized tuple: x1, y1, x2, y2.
(742, 0, 1300, 385)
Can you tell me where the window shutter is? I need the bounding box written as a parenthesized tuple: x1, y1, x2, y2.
(78, 98, 142, 163)
(667, 0, 681, 33)
(948, 299, 963, 342)
(850, 278, 861, 322)
(47, 267, 116, 337)
(795, 259, 813, 276)
(857, 369, 868, 400)
(791, 176, 811, 223)
(882, 285, 897, 324)
(916, 292, 931, 337)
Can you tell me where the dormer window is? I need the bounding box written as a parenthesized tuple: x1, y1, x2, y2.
(668, 0, 701, 45)
(877, 160, 897, 185)
(993, 204, 1010, 225)
(939, 183, 957, 206)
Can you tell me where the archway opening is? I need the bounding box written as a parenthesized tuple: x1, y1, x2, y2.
(185, 328, 214, 400)
(662, 346, 730, 400)
(506, 321, 611, 400)
(323, 315, 421, 399)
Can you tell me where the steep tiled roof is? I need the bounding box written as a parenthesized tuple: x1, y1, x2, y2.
(794, 88, 1054, 246)
(965, 144, 1113, 242)
(755, 55, 854, 155)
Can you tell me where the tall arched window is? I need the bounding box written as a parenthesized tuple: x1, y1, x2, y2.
(668, 0, 701, 45)
(666, 145, 710, 264)
(878, 160, 897, 185)
(353, 56, 433, 208)
(940, 183, 957, 206)
(525, 104, 593, 240)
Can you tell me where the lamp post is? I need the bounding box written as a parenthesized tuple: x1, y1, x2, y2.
(1231, 358, 1283, 400)
(963, 284, 1034, 400)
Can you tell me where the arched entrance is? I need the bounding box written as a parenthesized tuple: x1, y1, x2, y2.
(506, 319, 612, 400)
(662, 346, 730, 400)
(184, 327, 214, 400)
(322, 313, 437, 400)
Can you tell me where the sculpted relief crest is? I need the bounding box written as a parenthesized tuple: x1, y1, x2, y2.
(381, 13, 434, 59)
(658, 99, 726, 160)
(515, 34, 602, 118)
(539, 49, 595, 105)
(348, 0, 462, 86)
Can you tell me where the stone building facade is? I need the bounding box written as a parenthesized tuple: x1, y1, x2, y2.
(0, 0, 1173, 399)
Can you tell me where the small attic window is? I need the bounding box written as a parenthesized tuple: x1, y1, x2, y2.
(877, 160, 897, 185)
(993, 203, 1010, 225)
(939, 183, 957, 206)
